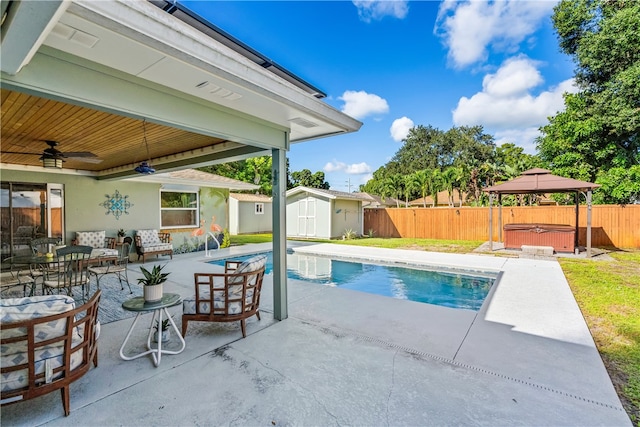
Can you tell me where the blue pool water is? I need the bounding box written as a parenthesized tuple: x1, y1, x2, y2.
(208, 251, 496, 311)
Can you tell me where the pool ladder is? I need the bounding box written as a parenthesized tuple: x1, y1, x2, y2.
(204, 232, 220, 257)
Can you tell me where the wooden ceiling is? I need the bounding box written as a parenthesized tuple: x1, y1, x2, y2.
(0, 89, 227, 172)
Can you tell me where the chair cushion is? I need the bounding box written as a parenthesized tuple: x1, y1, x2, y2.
(137, 229, 161, 246)
(76, 231, 106, 248)
(90, 248, 119, 258)
(0, 295, 76, 339)
(228, 255, 267, 284)
(138, 243, 172, 253)
(183, 288, 255, 315)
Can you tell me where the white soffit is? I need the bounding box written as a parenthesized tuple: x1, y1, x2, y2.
(41, 1, 360, 143)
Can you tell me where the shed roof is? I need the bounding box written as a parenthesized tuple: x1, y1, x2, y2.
(230, 193, 272, 202)
(286, 186, 369, 201)
(484, 169, 600, 194)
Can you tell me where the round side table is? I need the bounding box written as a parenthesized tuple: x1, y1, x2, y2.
(119, 293, 186, 367)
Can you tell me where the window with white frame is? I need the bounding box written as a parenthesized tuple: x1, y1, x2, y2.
(255, 203, 264, 215)
(160, 190, 199, 228)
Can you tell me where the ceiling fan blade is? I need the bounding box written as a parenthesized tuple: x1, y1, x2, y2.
(63, 151, 98, 158)
(63, 151, 102, 163)
(0, 151, 42, 156)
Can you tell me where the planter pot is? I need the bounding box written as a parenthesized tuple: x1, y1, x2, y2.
(117, 236, 124, 243)
(144, 284, 163, 303)
(153, 329, 170, 343)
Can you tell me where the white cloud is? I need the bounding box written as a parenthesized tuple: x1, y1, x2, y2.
(353, 0, 409, 23)
(339, 90, 390, 120)
(435, 0, 555, 68)
(494, 127, 542, 155)
(453, 57, 577, 130)
(324, 160, 372, 175)
(390, 116, 414, 142)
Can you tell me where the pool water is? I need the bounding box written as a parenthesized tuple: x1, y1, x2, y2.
(208, 251, 496, 311)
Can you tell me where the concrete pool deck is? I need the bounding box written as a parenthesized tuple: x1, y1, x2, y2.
(1, 243, 631, 426)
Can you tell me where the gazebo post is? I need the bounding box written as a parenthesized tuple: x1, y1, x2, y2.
(575, 192, 580, 254)
(498, 193, 503, 243)
(587, 190, 593, 257)
(488, 193, 493, 251)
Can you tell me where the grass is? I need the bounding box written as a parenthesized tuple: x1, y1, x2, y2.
(227, 233, 639, 422)
(558, 250, 640, 424)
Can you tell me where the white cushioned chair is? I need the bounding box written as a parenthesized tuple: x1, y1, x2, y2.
(182, 255, 266, 338)
(134, 229, 173, 263)
(0, 291, 101, 416)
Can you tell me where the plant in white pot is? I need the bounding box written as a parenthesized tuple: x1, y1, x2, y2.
(153, 316, 173, 343)
(138, 264, 169, 303)
(117, 228, 126, 243)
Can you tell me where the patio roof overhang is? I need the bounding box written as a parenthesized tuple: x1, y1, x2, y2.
(0, 0, 362, 180)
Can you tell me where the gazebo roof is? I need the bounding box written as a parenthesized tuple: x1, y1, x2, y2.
(484, 168, 600, 194)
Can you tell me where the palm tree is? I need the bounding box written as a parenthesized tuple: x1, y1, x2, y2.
(381, 174, 404, 208)
(442, 166, 461, 207)
(405, 171, 428, 207)
(428, 168, 443, 207)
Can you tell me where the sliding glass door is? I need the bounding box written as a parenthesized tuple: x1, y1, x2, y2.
(1, 182, 64, 261)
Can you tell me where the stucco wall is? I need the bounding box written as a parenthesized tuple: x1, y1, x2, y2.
(1, 169, 229, 255)
(331, 199, 363, 238)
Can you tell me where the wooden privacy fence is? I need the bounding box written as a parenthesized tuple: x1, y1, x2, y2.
(364, 205, 640, 249)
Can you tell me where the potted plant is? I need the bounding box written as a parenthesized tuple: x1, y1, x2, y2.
(153, 316, 172, 343)
(138, 264, 169, 303)
(117, 229, 126, 243)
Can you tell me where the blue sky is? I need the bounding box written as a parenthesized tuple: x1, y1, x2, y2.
(183, 0, 576, 192)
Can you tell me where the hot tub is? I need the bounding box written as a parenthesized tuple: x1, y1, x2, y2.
(503, 223, 575, 253)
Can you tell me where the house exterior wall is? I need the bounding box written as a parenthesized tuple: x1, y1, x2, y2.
(232, 200, 273, 235)
(331, 199, 363, 238)
(1, 169, 229, 254)
(229, 197, 240, 235)
(286, 193, 331, 239)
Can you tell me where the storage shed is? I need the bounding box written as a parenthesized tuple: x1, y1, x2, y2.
(229, 193, 273, 235)
(286, 187, 367, 239)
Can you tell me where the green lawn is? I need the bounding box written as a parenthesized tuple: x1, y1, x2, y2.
(227, 233, 639, 422)
(559, 251, 640, 424)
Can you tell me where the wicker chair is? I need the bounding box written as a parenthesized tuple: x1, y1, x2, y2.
(182, 255, 266, 338)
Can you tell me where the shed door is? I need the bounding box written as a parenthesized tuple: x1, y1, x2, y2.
(297, 198, 316, 237)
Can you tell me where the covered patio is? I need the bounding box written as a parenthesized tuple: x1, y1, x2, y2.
(0, 244, 630, 426)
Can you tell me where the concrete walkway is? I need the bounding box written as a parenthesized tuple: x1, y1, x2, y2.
(1, 243, 631, 426)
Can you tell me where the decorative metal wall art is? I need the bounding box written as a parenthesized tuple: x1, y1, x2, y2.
(99, 190, 133, 220)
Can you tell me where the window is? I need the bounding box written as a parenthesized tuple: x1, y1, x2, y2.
(160, 190, 198, 228)
(255, 203, 264, 215)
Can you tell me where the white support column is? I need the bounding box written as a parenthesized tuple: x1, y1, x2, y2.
(271, 147, 288, 320)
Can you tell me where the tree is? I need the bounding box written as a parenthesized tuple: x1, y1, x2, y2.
(198, 155, 273, 194)
(538, 0, 640, 197)
(290, 169, 330, 189)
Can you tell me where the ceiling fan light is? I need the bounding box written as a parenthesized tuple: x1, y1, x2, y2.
(41, 155, 63, 169)
(134, 161, 155, 174)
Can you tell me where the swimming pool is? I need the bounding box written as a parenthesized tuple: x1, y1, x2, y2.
(208, 251, 496, 311)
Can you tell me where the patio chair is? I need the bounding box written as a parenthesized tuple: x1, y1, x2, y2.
(29, 236, 63, 255)
(0, 256, 36, 297)
(42, 245, 92, 301)
(88, 242, 132, 293)
(134, 229, 173, 263)
(182, 254, 266, 338)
